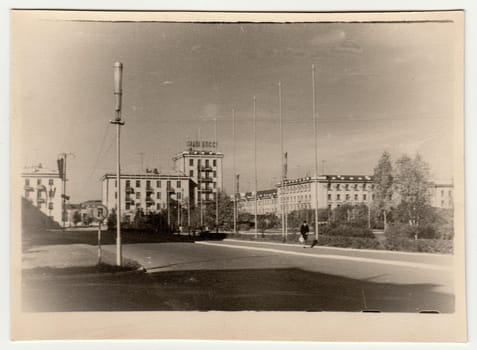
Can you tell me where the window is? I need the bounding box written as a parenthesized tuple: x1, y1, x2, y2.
(48, 179, 54, 186)
(126, 203, 131, 210)
(213, 171, 217, 178)
(177, 192, 181, 199)
(336, 184, 340, 191)
(48, 202, 53, 210)
(441, 200, 444, 206)
(337, 194, 341, 200)
(157, 192, 161, 199)
(136, 180, 141, 188)
(354, 194, 358, 200)
(346, 194, 350, 200)
(189, 159, 194, 166)
(363, 194, 367, 201)
(214, 182, 216, 188)
(136, 192, 140, 199)
(177, 181, 181, 188)
(205, 159, 210, 167)
(157, 180, 161, 188)
(146, 180, 151, 188)
(198, 159, 201, 166)
(345, 184, 349, 191)
(167, 181, 171, 189)
(37, 179, 42, 185)
(25, 179, 30, 186)
(189, 170, 194, 177)
(157, 203, 161, 210)
(126, 180, 130, 187)
(328, 194, 331, 200)
(115, 192, 117, 199)
(213, 159, 217, 167)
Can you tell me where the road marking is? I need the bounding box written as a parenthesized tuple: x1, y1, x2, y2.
(224, 238, 452, 257)
(196, 241, 452, 272)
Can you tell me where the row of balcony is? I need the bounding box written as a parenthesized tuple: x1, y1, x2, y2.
(126, 186, 176, 193)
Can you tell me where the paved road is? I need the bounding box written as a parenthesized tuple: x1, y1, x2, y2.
(23, 240, 454, 312)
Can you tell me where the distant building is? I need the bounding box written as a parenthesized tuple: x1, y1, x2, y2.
(238, 189, 278, 215)
(172, 147, 224, 205)
(21, 164, 63, 224)
(238, 174, 452, 216)
(430, 182, 454, 209)
(101, 170, 192, 223)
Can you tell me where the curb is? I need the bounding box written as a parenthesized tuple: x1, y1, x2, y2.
(22, 266, 147, 282)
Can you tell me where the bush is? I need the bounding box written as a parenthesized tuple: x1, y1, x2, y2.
(384, 236, 453, 254)
(317, 235, 382, 250)
(321, 224, 375, 238)
(385, 223, 449, 240)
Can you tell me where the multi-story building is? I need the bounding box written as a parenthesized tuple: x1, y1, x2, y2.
(238, 174, 453, 216)
(238, 189, 278, 215)
(172, 146, 224, 205)
(430, 182, 454, 209)
(21, 164, 64, 224)
(101, 170, 192, 223)
(276, 174, 374, 212)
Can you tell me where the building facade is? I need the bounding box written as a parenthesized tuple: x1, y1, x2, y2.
(173, 148, 224, 205)
(21, 165, 63, 224)
(430, 182, 454, 209)
(238, 189, 278, 215)
(238, 174, 452, 216)
(101, 170, 192, 223)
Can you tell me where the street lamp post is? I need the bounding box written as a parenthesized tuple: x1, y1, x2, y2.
(253, 96, 258, 238)
(110, 62, 125, 266)
(232, 109, 237, 234)
(312, 64, 319, 245)
(278, 82, 286, 242)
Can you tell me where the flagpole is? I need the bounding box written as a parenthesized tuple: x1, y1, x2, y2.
(253, 96, 258, 238)
(312, 64, 319, 245)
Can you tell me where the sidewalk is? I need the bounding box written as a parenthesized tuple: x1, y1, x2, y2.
(23, 244, 116, 270)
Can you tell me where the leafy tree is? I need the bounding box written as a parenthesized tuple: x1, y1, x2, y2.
(394, 153, 432, 234)
(107, 208, 117, 230)
(72, 210, 82, 226)
(257, 214, 280, 235)
(373, 151, 394, 229)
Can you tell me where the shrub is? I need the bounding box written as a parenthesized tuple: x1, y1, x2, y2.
(321, 224, 375, 238)
(383, 236, 453, 254)
(317, 235, 382, 250)
(385, 223, 447, 240)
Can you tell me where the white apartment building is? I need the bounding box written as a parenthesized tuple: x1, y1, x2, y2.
(430, 182, 454, 209)
(238, 174, 453, 216)
(101, 170, 191, 223)
(238, 189, 278, 215)
(21, 165, 64, 224)
(277, 175, 374, 212)
(173, 148, 224, 205)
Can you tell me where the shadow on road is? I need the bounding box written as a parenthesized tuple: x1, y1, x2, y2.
(22, 267, 454, 313)
(22, 227, 225, 252)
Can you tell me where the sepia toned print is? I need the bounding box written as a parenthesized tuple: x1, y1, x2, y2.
(10, 10, 465, 341)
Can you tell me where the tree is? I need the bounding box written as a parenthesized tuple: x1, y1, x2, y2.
(107, 208, 117, 230)
(373, 151, 394, 229)
(394, 153, 432, 235)
(191, 191, 235, 231)
(72, 210, 82, 226)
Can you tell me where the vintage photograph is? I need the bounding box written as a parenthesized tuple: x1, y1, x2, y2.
(10, 10, 465, 341)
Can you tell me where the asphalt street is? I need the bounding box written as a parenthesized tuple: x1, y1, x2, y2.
(22, 239, 454, 312)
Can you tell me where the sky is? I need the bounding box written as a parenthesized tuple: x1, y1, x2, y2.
(12, 12, 458, 202)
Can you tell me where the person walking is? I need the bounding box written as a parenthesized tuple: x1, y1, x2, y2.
(300, 220, 309, 248)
